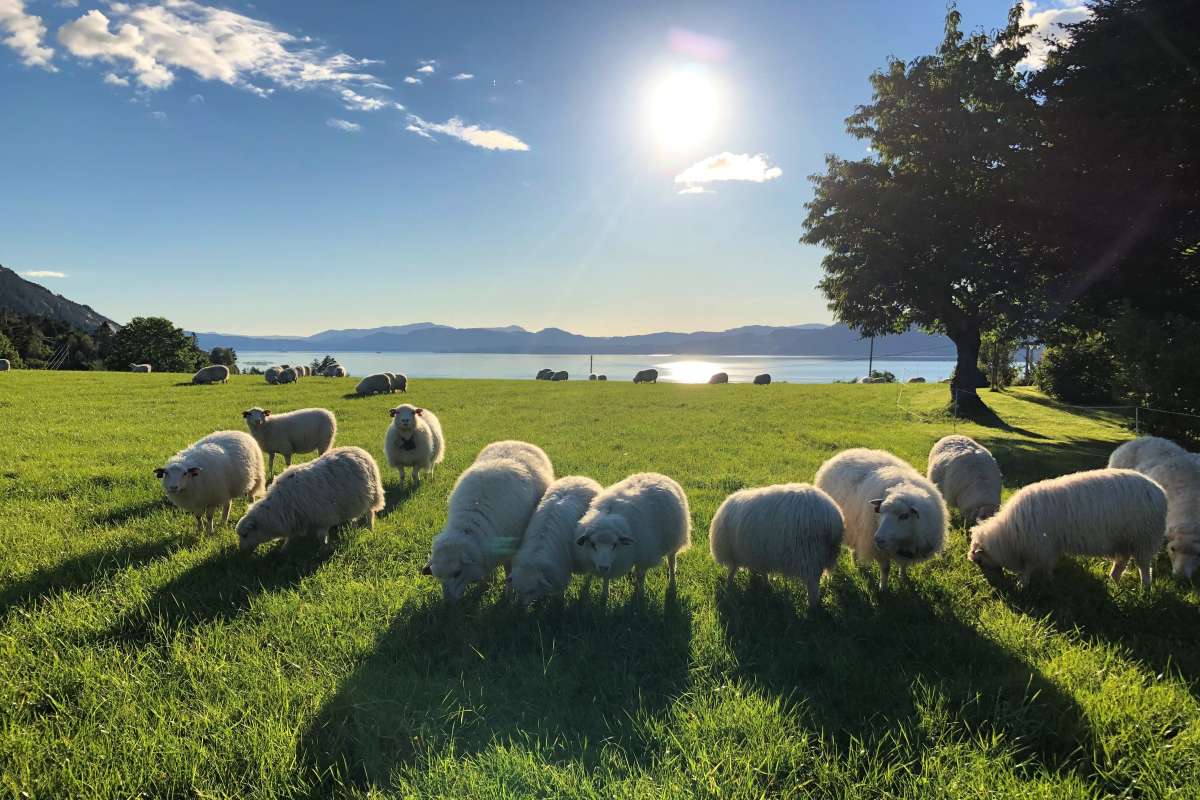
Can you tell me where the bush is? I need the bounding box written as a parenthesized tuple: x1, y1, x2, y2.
(1035, 332, 1116, 404)
(979, 331, 1019, 390)
(0, 332, 24, 368)
(104, 317, 208, 373)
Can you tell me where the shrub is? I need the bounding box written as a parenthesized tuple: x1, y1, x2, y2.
(1035, 332, 1115, 404)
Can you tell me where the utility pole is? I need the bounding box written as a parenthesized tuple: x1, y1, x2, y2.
(867, 336, 875, 379)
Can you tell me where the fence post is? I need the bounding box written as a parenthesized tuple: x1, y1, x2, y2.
(1135, 406, 1140, 435)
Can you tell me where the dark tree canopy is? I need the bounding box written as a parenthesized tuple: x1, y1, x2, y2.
(104, 317, 208, 373)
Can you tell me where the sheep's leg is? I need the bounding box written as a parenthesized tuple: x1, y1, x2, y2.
(1136, 555, 1153, 589)
(284, 453, 293, 467)
(279, 536, 294, 553)
(879, 559, 891, 591)
(899, 563, 909, 582)
(206, 510, 217, 536)
(193, 515, 203, 535)
(806, 575, 821, 612)
(412, 468, 421, 488)
(220, 499, 232, 527)
(667, 552, 678, 589)
(267, 452, 276, 475)
(1017, 567, 1039, 589)
(726, 566, 737, 590)
(1110, 557, 1129, 582)
(316, 528, 331, 548)
(634, 568, 647, 601)
(601, 577, 610, 604)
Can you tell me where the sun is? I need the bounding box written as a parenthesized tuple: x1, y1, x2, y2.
(646, 67, 719, 153)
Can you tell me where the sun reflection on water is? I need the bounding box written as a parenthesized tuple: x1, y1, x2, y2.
(657, 360, 724, 384)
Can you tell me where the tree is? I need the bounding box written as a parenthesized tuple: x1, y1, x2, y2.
(0, 332, 23, 368)
(104, 317, 208, 373)
(209, 347, 238, 368)
(801, 4, 1058, 410)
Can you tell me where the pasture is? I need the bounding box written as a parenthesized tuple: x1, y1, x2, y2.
(1, 372, 1197, 798)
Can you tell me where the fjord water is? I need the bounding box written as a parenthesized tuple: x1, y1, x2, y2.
(239, 351, 957, 383)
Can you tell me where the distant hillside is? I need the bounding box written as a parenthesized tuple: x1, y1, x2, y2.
(193, 322, 954, 359)
(0, 266, 115, 332)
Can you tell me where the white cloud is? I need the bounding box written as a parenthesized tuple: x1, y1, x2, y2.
(188, 92, 204, 103)
(416, 64, 433, 74)
(677, 185, 715, 195)
(1014, 0, 1092, 70)
(451, 72, 473, 80)
(364, 81, 391, 90)
(23, 270, 67, 278)
(150, 109, 166, 119)
(403, 75, 421, 84)
(339, 87, 386, 111)
(103, 71, 129, 86)
(393, 101, 405, 111)
(326, 117, 361, 132)
(405, 114, 529, 151)
(57, 1, 80, 7)
(674, 152, 782, 193)
(0, 0, 57, 70)
(57, 1, 380, 93)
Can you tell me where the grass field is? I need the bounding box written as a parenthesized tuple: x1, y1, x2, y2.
(1, 371, 1198, 798)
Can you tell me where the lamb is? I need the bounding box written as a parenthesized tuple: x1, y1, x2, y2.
(156, 430, 265, 535)
(708, 372, 729, 384)
(753, 373, 772, 385)
(129, 363, 152, 373)
(575, 472, 691, 601)
(236, 446, 385, 553)
(242, 406, 337, 475)
(633, 368, 658, 384)
(192, 364, 230, 385)
(814, 448, 948, 590)
(927, 435, 1003, 524)
(265, 366, 281, 384)
(384, 404, 444, 486)
(423, 440, 555, 601)
(508, 476, 604, 607)
(709, 483, 844, 610)
(356, 373, 393, 396)
(277, 367, 298, 384)
(1108, 436, 1187, 472)
(968, 468, 1167, 588)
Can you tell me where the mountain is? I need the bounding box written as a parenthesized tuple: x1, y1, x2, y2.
(192, 322, 953, 359)
(0, 266, 116, 331)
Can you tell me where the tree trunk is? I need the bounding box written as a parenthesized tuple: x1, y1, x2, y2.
(948, 326, 987, 412)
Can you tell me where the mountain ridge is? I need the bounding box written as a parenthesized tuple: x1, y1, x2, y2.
(0, 266, 116, 331)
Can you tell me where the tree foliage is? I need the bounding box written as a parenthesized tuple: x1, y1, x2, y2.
(0, 311, 109, 370)
(104, 317, 208, 373)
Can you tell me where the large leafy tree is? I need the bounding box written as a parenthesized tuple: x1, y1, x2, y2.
(104, 317, 208, 373)
(801, 4, 1057, 409)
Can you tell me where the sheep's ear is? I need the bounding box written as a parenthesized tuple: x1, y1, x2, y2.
(389, 408, 399, 417)
(186, 467, 202, 476)
(421, 561, 432, 575)
(575, 534, 589, 546)
(908, 506, 920, 519)
(241, 410, 250, 418)
(869, 499, 883, 513)
(618, 536, 634, 546)
(153, 468, 166, 478)
(263, 410, 271, 417)
(414, 408, 424, 416)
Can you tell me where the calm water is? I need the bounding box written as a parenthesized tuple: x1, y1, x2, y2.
(238, 351, 957, 384)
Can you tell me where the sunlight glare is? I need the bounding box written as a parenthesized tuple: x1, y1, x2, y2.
(658, 359, 723, 384)
(646, 67, 719, 152)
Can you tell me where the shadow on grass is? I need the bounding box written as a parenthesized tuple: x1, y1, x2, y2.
(715, 570, 1097, 779)
(89, 496, 169, 526)
(980, 437, 1123, 487)
(1007, 391, 1134, 426)
(954, 397, 1050, 440)
(296, 585, 693, 793)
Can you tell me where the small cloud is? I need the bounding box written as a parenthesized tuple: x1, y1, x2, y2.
(416, 64, 434, 74)
(404, 75, 421, 84)
(405, 123, 433, 140)
(418, 58, 436, 66)
(103, 71, 129, 86)
(677, 185, 715, 195)
(405, 114, 529, 151)
(674, 152, 782, 193)
(393, 102, 405, 111)
(23, 270, 67, 278)
(188, 93, 204, 103)
(326, 118, 361, 132)
(450, 72, 474, 81)
(1013, 0, 1093, 70)
(364, 81, 392, 90)
(150, 110, 167, 119)
(339, 87, 387, 111)
(0, 0, 57, 70)
(58, 0, 80, 7)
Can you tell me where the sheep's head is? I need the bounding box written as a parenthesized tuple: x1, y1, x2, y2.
(870, 494, 924, 558)
(507, 563, 555, 608)
(242, 407, 271, 428)
(967, 529, 1004, 579)
(155, 463, 201, 495)
(423, 535, 485, 602)
(235, 502, 280, 553)
(965, 502, 1000, 526)
(1166, 525, 1200, 580)
(575, 514, 634, 575)
(389, 404, 423, 433)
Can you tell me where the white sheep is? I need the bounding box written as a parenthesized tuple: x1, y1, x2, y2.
(927, 435, 1003, 524)
(508, 476, 604, 607)
(709, 483, 844, 610)
(326, 365, 347, 378)
(423, 440, 554, 601)
(969, 468, 1167, 588)
(277, 367, 298, 384)
(384, 404, 444, 486)
(575, 472, 691, 601)
(1140, 456, 1200, 579)
(356, 373, 393, 396)
(236, 446, 385, 553)
(1108, 435, 1187, 472)
(242, 406, 337, 475)
(264, 366, 281, 384)
(156, 430, 266, 535)
(192, 364, 230, 385)
(129, 363, 152, 373)
(814, 448, 948, 590)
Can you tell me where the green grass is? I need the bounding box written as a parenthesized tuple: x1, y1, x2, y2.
(1, 372, 1197, 798)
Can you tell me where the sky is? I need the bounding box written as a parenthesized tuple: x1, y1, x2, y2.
(0, 0, 1087, 336)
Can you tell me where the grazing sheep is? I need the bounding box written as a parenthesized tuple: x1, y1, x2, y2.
(236, 446, 385, 553)
(326, 365, 348, 378)
(1135, 456, 1200, 579)
(814, 448, 948, 590)
(192, 364, 230, 385)
(908, 377, 926, 383)
(575, 472, 691, 601)
(598, 374, 607, 381)
(709, 483, 844, 610)
(385, 404, 444, 486)
(753, 373, 771, 385)
(390, 373, 408, 392)
(0, 358, 9, 371)
(508, 476, 604, 607)
(277, 367, 298, 384)
(589, 374, 597, 381)
(633, 368, 659, 384)
(708, 372, 729, 385)
(536, 368, 554, 380)
(265, 366, 281, 384)
(156, 430, 266, 535)
(927, 435, 1003, 524)
(1108, 436, 1187, 472)
(242, 407, 337, 475)
(551, 371, 568, 382)
(423, 440, 555, 601)
(129, 363, 152, 373)
(969, 468, 1167, 588)
(356, 373, 393, 396)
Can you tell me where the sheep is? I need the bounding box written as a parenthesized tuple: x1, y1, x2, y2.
(0, 358, 9, 371)
(242, 406, 337, 475)
(423, 440, 555, 601)
(326, 365, 347, 378)
(709, 483, 844, 610)
(814, 448, 948, 590)
(708, 372, 729, 384)
(1108, 436, 1187, 472)
(968, 468, 1167, 588)
(192, 364, 230, 385)
(597, 375, 607, 381)
(384, 404, 444, 486)
(589, 374, 597, 381)
(1134, 456, 1200, 579)
(633, 368, 658, 384)
(265, 366, 281, 384)
(129, 363, 152, 373)
(753, 373, 772, 385)
(575, 472, 691, 601)
(908, 377, 926, 383)
(277, 367, 298, 384)
(156, 430, 265, 535)
(551, 371, 568, 381)
(536, 368, 554, 380)
(236, 446, 385, 553)
(300, 365, 311, 376)
(507, 476, 604, 607)
(390, 373, 408, 392)
(927, 435, 1003, 524)
(356, 373, 393, 396)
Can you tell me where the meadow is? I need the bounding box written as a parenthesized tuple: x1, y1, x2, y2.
(1, 372, 1197, 799)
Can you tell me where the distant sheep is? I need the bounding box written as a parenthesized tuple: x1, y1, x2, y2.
(265, 367, 281, 384)
(129, 363, 152, 373)
(508, 476, 604, 607)
(236, 446, 385, 553)
(589, 374, 597, 381)
(814, 448, 948, 590)
(390, 373, 408, 392)
(326, 365, 348, 378)
(277, 367, 298, 384)
(753, 373, 771, 385)
(908, 377, 926, 383)
(423, 440, 555, 601)
(1143, 456, 1200, 579)
(597, 375, 607, 381)
(536, 368, 554, 380)
(192, 364, 230, 385)
(709, 483, 844, 610)
(927, 435, 1002, 524)
(385, 404, 444, 486)
(708, 372, 729, 384)
(551, 371, 568, 382)
(356, 373, 393, 396)
(0, 358, 9, 371)
(575, 472, 691, 601)
(156, 430, 265, 535)
(242, 406, 337, 475)
(1108, 436, 1187, 473)
(633, 369, 658, 384)
(969, 468, 1166, 588)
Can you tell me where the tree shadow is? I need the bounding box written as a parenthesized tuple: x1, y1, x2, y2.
(715, 570, 1097, 780)
(979, 437, 1122, 486)
(296, 585, 694, 793)
(953, 400, 1050, 440)
(1007, 392, 1134, 426)
(89, 496, 169, 526)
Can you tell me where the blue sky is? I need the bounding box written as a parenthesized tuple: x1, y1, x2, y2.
(0, 1, 1075, 336)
